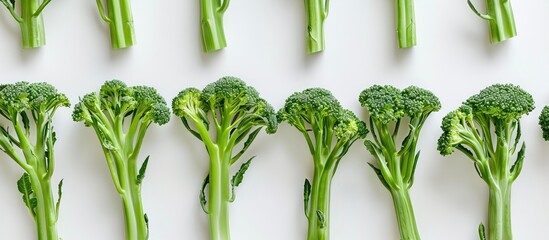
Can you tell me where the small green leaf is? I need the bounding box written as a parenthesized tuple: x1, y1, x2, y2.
(17, 173, 36, 215)
(510, 143, 525, 181)
(136, 156, 150, 185)
(231, 128, 261, 164)
(367, 162, 390, 190)
(316, 210, 325, 229)
(407, 151, 420, 187)
(199, 175, 210, 214)
(56, 179, 63, 220)
(478, 223, 486, 240)
(512, 122, 521, 153)
(144, 213, 150, 240)
(229, 156, 255, 202)
(20, 112, 30, 134)
(304, 179, 311, 218)
(181, 118, 202, 140)
(9, 0, 15, 8)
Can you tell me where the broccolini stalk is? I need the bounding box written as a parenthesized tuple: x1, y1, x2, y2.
(396, 0, 416, 48)
(438, 84, 534, 240)
(278, 88, 367, 240)
(0, 0, 53, 48)
(0, 82, 69, 240)
(200, 0, 230, 52)
(73, 80, 170, 240)
(359, 86, 441, 240)
(467, 0, 517, 43)
(96, 0, 136, 49)
(305, 0, 329, 53)
(172, 77, 278, 240)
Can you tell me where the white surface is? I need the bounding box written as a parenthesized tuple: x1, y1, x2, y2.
(0, 0, 548, 239)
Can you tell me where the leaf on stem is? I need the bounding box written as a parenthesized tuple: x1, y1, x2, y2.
(229, 157, 254, 202)
(304, 179, 311, 217)
(199, 175, 210, 214)
(17, 173, 37, 216)
(316, 210, 325, 229)
(136, 156, 150, 185)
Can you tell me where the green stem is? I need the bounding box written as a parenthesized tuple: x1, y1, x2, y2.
(390, 187, 420, 240)
(200, 0, 227, 52)
(305, 0, 326, 54)
(486, 0, 516, 43)
(107, 0, 136, 49)
(307, 169, 332, 240)
(29, 171, 58, 240)
(20, 0, 46, 48)
(208, 147, 231, 240)
(128, 158, 147, 239)
(396, 0, 416, 48)
(121, 192, 139, 240)
(488, 181, 512, 240)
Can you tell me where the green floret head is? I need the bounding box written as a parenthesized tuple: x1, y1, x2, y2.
(172, 88, 203, 118)
(464, 84, 535, 119)
(26, 82, 70, 110)
(278, 88, 341, 126)
(100, 79, 131, 99)
(437, 106, 473, 155)
(130, 86, 170, 125)
(72, 93, 100, 126)
(148, 103, 171, 125)
(359, 85, 404, 124)
(0, 82, 30, 116)
(255, 99, 278, 134)
(539, 106, 549, 141)
(201, 76, 260, 109)
(401, 86, 441, 116)
(334, 110, 368, 140)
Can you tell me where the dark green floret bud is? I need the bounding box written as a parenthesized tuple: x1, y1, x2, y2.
(464, 84, 535, 119)
(359, 85, 403, 124)
(278, 88, 341, 126)
(201, 76, 260, 109)
(334, 110, 368, 140)
(401, 86, 441, 116)
(539, 106, 549, 141)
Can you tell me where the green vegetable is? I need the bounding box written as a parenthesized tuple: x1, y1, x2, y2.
(278, 88, 367, 240)
(0, 0, 53, 48)
(96, 0, 136, 49)
(539, 106, 549, 141)
(438, 84, 534, 240)
(359, 85, 440, 240)
(395, 0, 416, 48)
(73, 80, 170, 240)
(305, 0, 329, 53)
(200, 0, 230, 52)
(0, 82, 69, 240)
(467, 0, 517, 43)
(172, 77, 277, 240)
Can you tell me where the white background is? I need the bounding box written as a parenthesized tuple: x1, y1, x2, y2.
(0, 0, 548, 239)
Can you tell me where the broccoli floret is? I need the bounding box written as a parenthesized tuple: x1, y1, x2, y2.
(73, 80, 170, 240)
(539, 106, 549, 141)
(359, 85, 440, 240)
(278, 88, 367, 240)
(172, 77, 278, 240)
(0, 82, 68, 240)
(437, 84, 533, 240)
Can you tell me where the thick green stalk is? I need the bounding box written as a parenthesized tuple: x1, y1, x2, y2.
(200, 0, 227, 52)
(307, 168, 333, 240)
(208, 146, 231, 240)
(488, 181, 512, 240)
(305, 0, 327, 54)
(121, 192, 139, 240)
(390, 187, 420, 240)
(105, 0, 136, 48)
(20, 0, 46, 48)
(487, 0, 516, 43)
(396, 0, 416, 48)
(469, 0, 516, 43)
(28, 170, 58, 240)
